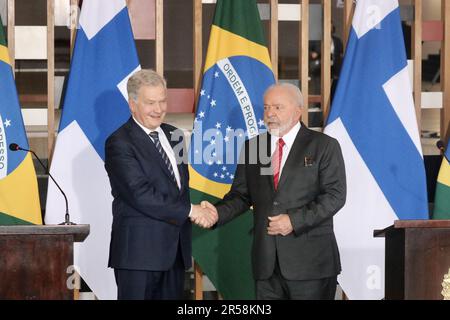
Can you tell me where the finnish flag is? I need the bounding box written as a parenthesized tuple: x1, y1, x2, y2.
(324, 0, 428, 300)
(45, 0, 140, 300)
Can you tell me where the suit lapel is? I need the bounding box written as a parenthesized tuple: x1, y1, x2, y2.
(161, 124, 187, 190)
(127, 119, 178, 187)
(276, 123, 312, 191)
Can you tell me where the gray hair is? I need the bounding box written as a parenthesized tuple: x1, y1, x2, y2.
(264, 82, 304, 108)
(127, 69, 167, 101)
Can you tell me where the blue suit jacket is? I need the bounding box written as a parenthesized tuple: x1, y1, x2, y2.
(105, 117, 191, 271)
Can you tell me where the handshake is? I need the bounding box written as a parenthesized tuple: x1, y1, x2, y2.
(190, 201, 218, 229)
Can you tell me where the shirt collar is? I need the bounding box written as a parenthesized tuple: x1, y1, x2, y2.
(271, 121, 301, 149)
(133, 117, 163, 137)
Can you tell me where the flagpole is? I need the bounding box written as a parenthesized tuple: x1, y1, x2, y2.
(194, 261, 203, 300)
(270, 0, 278, 80)
(193, 0, 203, 112)
(68, 0, 80, 300)
(343, 0, 354, 50)
(70, 0, 79, 59)
(192, 0, 204, 300)
(155, 0, 164, 76)
(321, 0, 332, 120)
(300, 0, 309, 126)
(413, 0, 423, 130)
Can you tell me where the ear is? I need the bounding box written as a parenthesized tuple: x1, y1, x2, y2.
(296, 106, 303, 120)
(129, 98, 136, 113)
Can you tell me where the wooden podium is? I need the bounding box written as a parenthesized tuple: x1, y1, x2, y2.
(376, 220, 450, 300)
(0, 225, 89, 300)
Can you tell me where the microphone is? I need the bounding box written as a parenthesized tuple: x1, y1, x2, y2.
(9, 143, 75, 225)
(436, 140, 450, 163)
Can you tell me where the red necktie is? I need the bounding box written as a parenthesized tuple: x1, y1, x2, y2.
(272, 138, 285, 190)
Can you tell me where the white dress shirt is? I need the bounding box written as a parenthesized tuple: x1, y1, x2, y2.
(133, 118, 181, 189)
(133, 118, 193, 217)
(270, 122, 301, 177)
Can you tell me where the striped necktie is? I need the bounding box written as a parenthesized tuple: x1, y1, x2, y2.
(149, 131, 177, 185)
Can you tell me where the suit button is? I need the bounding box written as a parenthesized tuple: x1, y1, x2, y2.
(273, 201, 279, 206)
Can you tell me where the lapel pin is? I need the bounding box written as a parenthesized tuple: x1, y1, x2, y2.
(304, 156, 314, 167)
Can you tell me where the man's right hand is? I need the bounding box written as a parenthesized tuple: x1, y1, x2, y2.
(190, 203, 218, 228)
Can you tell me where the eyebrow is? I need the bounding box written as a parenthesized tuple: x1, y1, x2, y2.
(145, 99, 166, 103)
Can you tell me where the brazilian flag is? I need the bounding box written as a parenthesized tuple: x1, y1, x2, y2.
(0, 17, 42, 225)
(433, 139, 450, 219)
(189, 0, 274, 299)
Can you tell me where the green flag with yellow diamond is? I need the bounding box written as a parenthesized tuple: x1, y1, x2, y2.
(189, 0, 274, 299)
(0, 17, 42, 225)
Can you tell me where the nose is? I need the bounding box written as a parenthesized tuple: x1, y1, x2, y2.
(153, 102, 162, 113)
(265, 106, 276, 118)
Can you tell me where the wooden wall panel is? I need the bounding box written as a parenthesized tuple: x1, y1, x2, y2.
(167, 88, 194, 113)
(422, 20, 444, 41)
(128, 0, 155, 40)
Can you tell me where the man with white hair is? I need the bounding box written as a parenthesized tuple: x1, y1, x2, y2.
(105, 69, 215, 300)
(202, 83, 346, 299)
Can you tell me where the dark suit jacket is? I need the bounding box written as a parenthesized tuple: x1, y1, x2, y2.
(215, 123, 346, 281)
(105, 117, 192, 271)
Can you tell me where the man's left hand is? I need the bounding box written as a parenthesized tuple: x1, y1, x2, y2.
(267, 214, 293, 236)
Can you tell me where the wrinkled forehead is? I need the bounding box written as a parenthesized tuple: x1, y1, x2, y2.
(264, 86, 294, 104)
(138, 85, 167, 97)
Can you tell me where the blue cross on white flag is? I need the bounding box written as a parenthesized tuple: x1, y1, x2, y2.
(45, 0, 140, 299)
(324, 0, 428, 299)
